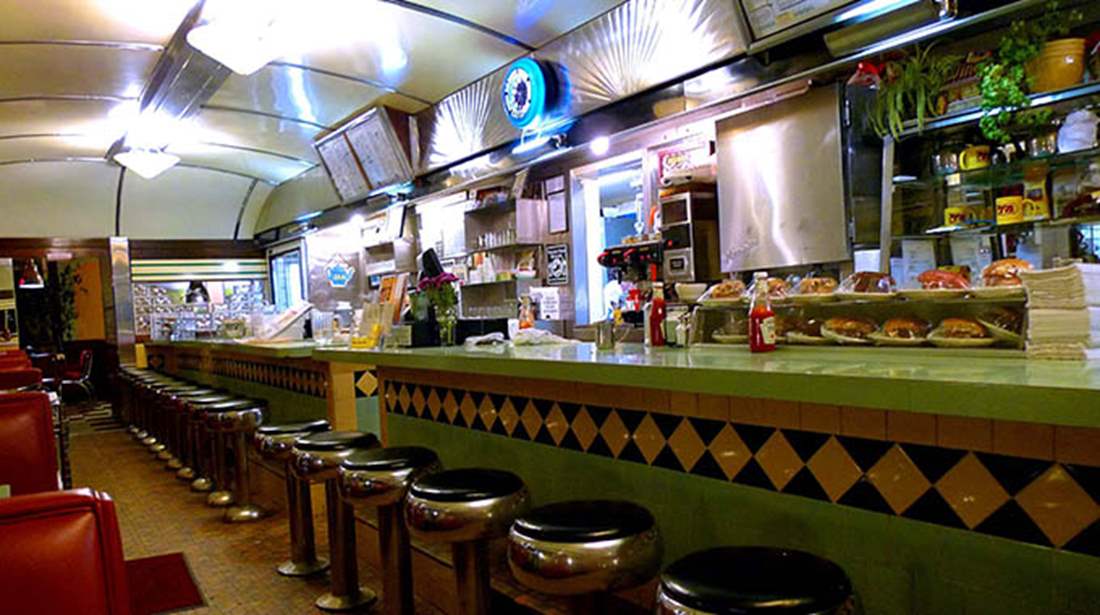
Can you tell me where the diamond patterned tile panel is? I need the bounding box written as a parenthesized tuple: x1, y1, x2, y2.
(544, 404, 569, 445)
(498, 398, 520, 436)
(397, 385, 411, 414)
(708, 424, 752, 480)
(354, 370, 377, 398)
(571, 407, 599, 451)
(520, 400, 544, 440)
(756, 431, 803, 490)
(443, 390, 459, 424)
(427, 388, 442, 420)
(668, 418, 706, 471)
(598, 411, 630, 458)
(1016, 465, 1100, 547)
(937, 453, 1011, 529)
(808, 436, 863, 502)
(867, 446, 931, 514)
(633, 414, 667, 465)
(411, 387, 426, 417)
(478, 395, 498, 432)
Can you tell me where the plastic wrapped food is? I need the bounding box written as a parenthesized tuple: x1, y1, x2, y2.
(869, 316, 931, 346)
(980, 307, 1023, 334)
(981, 259, 1032, 287)
(747, 276, 790, 300)
(821, 316, 877, 344)
(786, 316, 832, 345)
(836, 272, 896, 300)
(700, 279, 746, 302)
(929, 317, 994, 347)
(917, 269, 971, 290)
(796, 277, 838, 294)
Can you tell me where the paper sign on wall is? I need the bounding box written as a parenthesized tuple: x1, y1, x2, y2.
(545, 243, 569, 286)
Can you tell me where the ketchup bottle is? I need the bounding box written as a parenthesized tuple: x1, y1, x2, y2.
(645, 264, 666, 347)
(748, 271, 776, 353)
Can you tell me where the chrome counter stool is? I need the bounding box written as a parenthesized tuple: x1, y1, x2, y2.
(201, 398, 264, 507)
(255, 419, 331, 577)
(132, 374, 178, 443)
(292, 431, 380, 612)
(161, 387, 219, 471)
(406, 468, 529, 615)
(339, 447, 441, 615)
(151, 384, 209, 465)
(176, 393, 236, 483)
(185, 397, 254, 495)
(141, 378, 190, 452)
(508, 500, 662, 613)
(656, 547, 853, 615)
(207, 400, 268, 522)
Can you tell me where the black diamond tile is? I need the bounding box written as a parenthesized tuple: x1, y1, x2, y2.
(732, 424, 775, 454)
(733, 458, 774, 490)
(688, 417, 727, 447)
(488, 393, 507, 412)
(653, 447, 685, 472)
(652, 413, 683, 440)
(533, 425, 556, 447)
(559, 430, 583, 451)
(690, 450, 728, 481)
(618, 440, 647, 464)
(532, 398, 555, 417)
(902, 490, 966, 529)
(558, 402, 581, 423)
(782, 467, 830, 501)
(587, 434, 614, 457)
(454, 411, 470, 429)
(470, 414, 487, 432)
(782, 430, 830, 463)
(468, 391, 486, 408)
(1064, 464, 1100, 504)
(975, 500, 1052, 547)
(1064, 520, 1100, 557)
(837, 478, 893, 514)
(490, 420, 509, 437)
(586, 405, 612, 427)
(617, 409, 646, 434)
(836, 436, 893, 472)
(900, 443, 967, 483)
(974, 453, 1050, 496)
(512, 421, 530, 441)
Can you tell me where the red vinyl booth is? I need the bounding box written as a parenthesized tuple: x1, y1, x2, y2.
(0, 356, 31, 370)
(0, 367, 42, 391)
(0, 489, 131, 615)
(0, 391, 59, 495)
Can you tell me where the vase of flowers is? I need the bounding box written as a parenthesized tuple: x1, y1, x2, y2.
(418, 272, 459, 346)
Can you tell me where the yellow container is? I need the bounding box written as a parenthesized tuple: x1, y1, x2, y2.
(1028, 38, 1086, 93)
(944, 205, 976, 226)
(996, 195, 1024, 225)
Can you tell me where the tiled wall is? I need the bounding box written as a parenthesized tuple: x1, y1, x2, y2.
(378, 368, 1100, 614)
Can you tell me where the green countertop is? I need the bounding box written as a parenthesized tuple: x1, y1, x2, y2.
(314, 344, 1100, 427)
(144, 340, 318, 359)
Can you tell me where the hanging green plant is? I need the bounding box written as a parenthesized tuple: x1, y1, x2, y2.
(869, 44, 960, 140)
(977, 3, 1083, 142)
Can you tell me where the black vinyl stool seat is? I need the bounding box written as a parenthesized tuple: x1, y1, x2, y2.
(509, 500, 662, 600)
(292, 430, 380, 612)
(254, 419, 332, 578)
(406, 469, 529, 615)
(656, 547, 853, 615)
(339, 447, 441, 615)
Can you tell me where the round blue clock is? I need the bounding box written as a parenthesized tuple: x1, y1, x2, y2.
(502, 57, 549, 129)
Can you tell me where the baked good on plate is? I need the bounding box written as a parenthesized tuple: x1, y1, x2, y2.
(981, 259, 1032, 287)
(917, 269, 970, 290)
(797, 276, 838, 295)
(882, 316, 931, 339)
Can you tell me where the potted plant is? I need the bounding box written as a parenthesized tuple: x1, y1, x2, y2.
(977, 4, 1084, 142)
(417, 272, 460, 346)
(869, 44, 959, 139)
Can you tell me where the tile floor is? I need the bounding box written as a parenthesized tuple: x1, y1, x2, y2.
(70, 429, 446, 615)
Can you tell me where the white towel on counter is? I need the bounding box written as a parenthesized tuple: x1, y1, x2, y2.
(1026, 342, 1093, 360)
(1022, 265, 1087, 309)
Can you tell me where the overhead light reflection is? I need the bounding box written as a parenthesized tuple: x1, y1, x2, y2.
(113, 148, 181, 179)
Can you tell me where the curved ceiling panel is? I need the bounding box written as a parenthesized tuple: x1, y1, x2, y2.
(289, 2, 523, 102)
(120, 165, 251, 239)
(0, 160, 117, 237)
(238, 181, 273, 239)
(0, 45, 157, 98)
(0, 98, 122, 149)
(0, 134, 106, 162)
(0, 0, 196, 45)
(165, 141, 313, 184)
(255, 165, 338, 233)
(192, 107, 320, 163)
(413, 0, 627, 48)
(210, 65, 382, 129)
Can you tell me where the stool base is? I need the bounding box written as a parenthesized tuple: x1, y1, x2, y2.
(156, 450, 172, 461)
(142, 437, 157, 447)
(134, 430, 148, 440)
(128, 426, 139, 435)
(177, 467, 195, 481)
(277, 558, 330, 578)
(207, 490, 233, 507)
(315, 587, 376, 613)
(166, 458, 183, 471)
(191, 477, 213, 492)
(225, 504, 265, 523)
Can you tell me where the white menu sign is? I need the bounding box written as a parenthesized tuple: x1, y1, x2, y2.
(345, 110, 413, 190)
(317, 135, 369, 203)
(741, 0, 854, 39)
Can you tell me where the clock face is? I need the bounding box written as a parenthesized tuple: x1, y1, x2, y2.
(502, 58, 547, 128)
(503, 68, 533, 122)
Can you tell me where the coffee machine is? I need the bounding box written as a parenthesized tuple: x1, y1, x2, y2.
(658, 185, 720, 283)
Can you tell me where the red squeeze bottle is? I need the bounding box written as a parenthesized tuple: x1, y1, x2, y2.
(748, 272, 776, 353)
(648, 264, 666, 347)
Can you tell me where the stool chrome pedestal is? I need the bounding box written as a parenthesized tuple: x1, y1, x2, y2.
(176, 394, 235, 485)
(339, 446, 441, 615)
(208, 402, 268, 523)
(406, 468, 529, 615)
(188, 398, 254, 498)
(255, 419, 331, 577)
(153, 385, 210, 467)
(292, 431, 380, 612)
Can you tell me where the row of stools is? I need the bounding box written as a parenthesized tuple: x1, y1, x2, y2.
(116, 367, 854, 614)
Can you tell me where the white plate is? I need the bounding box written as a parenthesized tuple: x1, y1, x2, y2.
(833, 292, 896, 302)
(786, 332, 833, 345)
(927, 333, 996, 348)
(700, 297, 746, 308)
(977, 319, 1024, 345)
(820, 328, 873, 345)
(969, 286, 1025, 300)
(868, 332, 928, 347)
(712, 333, 747, 344)
(897, 288, 969, 301)
(790, 293, 838, 305)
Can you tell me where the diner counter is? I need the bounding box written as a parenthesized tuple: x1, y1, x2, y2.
(315, 343, 1100, 428)
(144, 339, 318, 359)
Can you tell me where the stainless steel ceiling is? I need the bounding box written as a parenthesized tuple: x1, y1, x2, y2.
(0, 0, 629, 238)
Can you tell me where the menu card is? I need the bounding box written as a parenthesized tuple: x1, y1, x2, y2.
(345, 109, 413, 190)
(317, 135, 369, 202)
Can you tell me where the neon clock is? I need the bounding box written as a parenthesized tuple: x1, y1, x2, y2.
(502, 57, 552, 129)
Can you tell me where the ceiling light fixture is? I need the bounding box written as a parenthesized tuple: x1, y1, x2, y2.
(187, 0, 291, 75)
(590, 136, 611, 156)
(114, 148, 181, 179)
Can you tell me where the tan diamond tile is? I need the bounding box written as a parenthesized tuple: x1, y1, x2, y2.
(397, 385, 411, 413)
(443, 390, 459, 423)
(1016, 465, 1100, 547)
(498, 398, 520, 435)
(867, 445, 931, 514)
(571, 407, 599, 451)
(384, 383, 398, 412)
(668, 418, 706, 471)
(807, 436, 863, 502)
(544, 404, 569, 445)
(708, 424, 751, 479)
(426, 388, 442, 420)
(411, 387, 426, 416)
(936, 453, 1010, 529)
(599, 411, 630, 457)
(520, 400, 544, 439)
(477, 395, 498, 430)
(756, 431, 803, 490)
(355, 371, 377, 397)
(633, 414, 667, 464)
(460, 393, 478, 427)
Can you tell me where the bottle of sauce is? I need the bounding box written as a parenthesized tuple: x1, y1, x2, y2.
(748, 271, 776, 353)
(647, 282, 666, 347)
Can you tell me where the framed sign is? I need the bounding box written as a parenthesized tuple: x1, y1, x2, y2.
(548, 192, 568, 234)
(545, 243, 569, 286)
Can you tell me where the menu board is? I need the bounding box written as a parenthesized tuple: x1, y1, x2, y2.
(345, 109, 413, 190)
(740, 0, 855, 39)
(316, 134, 370, 203)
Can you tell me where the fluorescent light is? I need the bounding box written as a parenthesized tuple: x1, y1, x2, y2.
(590, 136, 610, 156)
(295, 210, 323, 222)
(187, 21, 285, 75)
(114, 149, 180, 179)
(835, 0, 917, 22)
